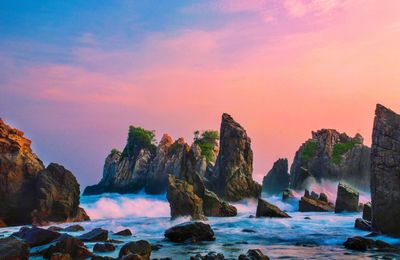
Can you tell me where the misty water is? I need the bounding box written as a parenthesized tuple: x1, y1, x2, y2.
(5, 192, 400, 259)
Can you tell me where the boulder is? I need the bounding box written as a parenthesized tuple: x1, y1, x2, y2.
(290, 129, 371, 191)
(363, 202, 372, 221)
(203, 189, 237, 217)
(262, 159, 290, 195)
(12, 227, 61, 247)
(50, 253, 71, 260)
(0, 237, 30, 260)
(238, 249, 269, 260)
(78, 228, 108, 242)
(343, 236, 396, 252)
(164, 222, 215, 243)
(256, 198, 290, 218)
(64, 225, 84, 232)
(114, 229, 133, 236)
(118, 240, 152, 260)
(370, 104, 400, 236)
(93, 243, 116, 252)
(41, 234, 93, 259)
(355, 218, 372, 231)
(167, 175, 205, 220)
(335, 183, 359, 213)
(299, 191, 334, 212)
(190, 252, 225, 260)
(48, 226, 64, 232)
(207, 114, 261, 201)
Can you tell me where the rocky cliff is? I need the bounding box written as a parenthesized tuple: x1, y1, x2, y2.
(0, 118, 89, 227)
(371, 104, 400, 236)
(207, 113, 261, 201)
(290, 129, 371, 191)
(262, 158, 290, 195)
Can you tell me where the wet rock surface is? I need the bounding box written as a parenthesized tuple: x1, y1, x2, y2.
(355, 218, 372, 231)
(119, 240, 152, 260)
(93, 242, 116, 252)
(164, 222, 215, 243)
(334, 183, 359, 213)
(238, 249, 269, 260)
(370, 104, 400, 236)
(41, 234, 93, 259)
(362, 202, 372, 221)
(78, 228, 108, 242)
(299, 190, 334, 212)
(343, 236, 398, 252)
(0, 237, 30, 260)
(114, 229, 133, 236)
(256, 198, 290, 218)
(12, 227, 60, 247)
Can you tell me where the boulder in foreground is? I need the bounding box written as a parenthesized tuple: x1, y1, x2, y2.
(238, 249, 270, 260)
(0, 237, 30, 260)
(335, 183, 359, 213)
(41, 234, 93, 259)
(256, 198, 290, 218)
(164, 222, 215, 243)
(343, 236, 396, 252)
(119, 240, 152, 260)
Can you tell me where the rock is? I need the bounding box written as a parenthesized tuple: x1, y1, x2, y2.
(203, 189, 237, 217)
(299, 191, 334, 212)
(0, 237, 30, 260)
(355, 218, 372, 231)
(262, 159, 290, 195)
(93, 243, 116, 252)
(190, 252, 225, 260)
(32, 163, 90, 225)
(343, 236, 396, 252)
(48, 226, 64, 232)
(164, 222, 215, 243)
(207, 113, 261, 201)
(50, 253, 71, 260)
(91, 256, 117, 260)
(78, 228, 108, 242)
(319, 193, 328, 203)
(150, 244, 162, 251)
(256, 198, 290, 218)
(64, 224, 84, 232)
(120, 254, 145, 260)
(363, 202, 372, 221)
(242, 229, 256, 233)
(290, 129, 371, 191)
(282, 189, 296, 201)
(304, 217, 311, 220)
(334, 183, 359, 213)
(238, 249, 269, 260)
(0, 118, 45, 226)
(114, 229, 133, 236)
(167, 175, 205, 220)
(12, 227, 60, 247)
(42, 234, 93, 259)
(119, 240, 152, 260)
(370, 104, 400, 236)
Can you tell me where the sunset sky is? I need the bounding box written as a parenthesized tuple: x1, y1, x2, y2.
(1, 0, 400, 187)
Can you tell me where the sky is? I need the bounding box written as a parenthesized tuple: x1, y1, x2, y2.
(1, 0, 400, 188)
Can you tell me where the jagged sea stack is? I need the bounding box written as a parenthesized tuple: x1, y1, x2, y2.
(262, 158, 290, 195)
(371, 104, 400, 236)
(207, 113, 261, 202)
(290, 129, 371, 191)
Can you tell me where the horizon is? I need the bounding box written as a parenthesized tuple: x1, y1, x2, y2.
(1, 0, 400, 187)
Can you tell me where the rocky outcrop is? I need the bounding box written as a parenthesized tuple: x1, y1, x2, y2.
(290, 129, 371, 191)
(363, 202, 372, 221)
(371, 104, 400, 236)
(203, 189, 237, 217)
(0, 119, 89, 227)
(238, 249, 269, 260)
(355, 218, 372, 231)
(0, 237, 30, 260)
(12, 227, 60, 247)
(164, 222, 215, 243)
(262, 159, 290, 195)
(119, 240, 152, 260)
(256, 198, 290, 218)
(335, 183, 359, 213)
(207, 114, 261, 201)
(299, 190, 334, 212)
(282, 189, 296, 202)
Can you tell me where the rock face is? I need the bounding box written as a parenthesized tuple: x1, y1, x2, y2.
(334, 183, 359, 213)
(207, 114, 261, 201)
(289, 129, 371, 192)
(256, 198, 290, 218)
(0, 119, 89, 227)
(262, 159, 290, 195)
(371, 104, 400, 236)
(164, 222, 215, 243)
(299, 190, 334, 212)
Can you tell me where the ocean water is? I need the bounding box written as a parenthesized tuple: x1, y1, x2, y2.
(3, 193, 400, 259)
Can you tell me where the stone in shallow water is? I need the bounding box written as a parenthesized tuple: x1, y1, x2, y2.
(362, 202, 372, 221)
(354, 218, 372, 231)
(256, 198, 291, 218)
(64, 224, 84, 232)
(93, 242, 116, 252)
(335, 183, 359, 213)
(12, 226, 60, 247)
(78, 228, 108, 242)
(114, 229, 133, 236)
(0, 237, 30, 260)
(164, 222, 215, 243)
(118, 240, 152, 260)
(42, 234, 93, 259)
(238, 249, 269, 260)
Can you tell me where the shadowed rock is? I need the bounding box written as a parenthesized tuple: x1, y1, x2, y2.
(343, 236, 396, 252)
(207, 113, 261, 201)
(78, 228, 108, 242)
(12, 227, 60, 247)
(371, 104, 400, 236)
(282, 189, 296, 202)
(238, 249, 269, 260)
(119, 240, 152, 260)
(256, 198, 291, 218)
(363, 202, 372, 221)
(0, 237, 30, 260)
(93, 243, 116, 252)
(41, 234, 93, 259)
(114, 229, 133, 236)
(203, 189, 237, 217)
(299, 190, 334, 212)
(64, 225, 84, 232)
(335, 183, 359, 213)
(262, 158, 290, 195)
(355, 218, 372, 231)
(164, 222, 215, 243)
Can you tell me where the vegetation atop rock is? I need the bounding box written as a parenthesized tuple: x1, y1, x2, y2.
(121, 126, 157, 160)
(301, 140, 318, 162)
(193, 130, 219, 163)
(331, 140, 360, 165)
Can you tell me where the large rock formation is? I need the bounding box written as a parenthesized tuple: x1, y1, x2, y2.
(299, 190, 334, 212)
(290, 129, 371, 191)
(207, 113, 261, 201)
(371, 104, 400, 236)
(262, 158, 290, 195)
(256, 198, 291, 218)
(334, 183, 359, 213)
(0, 119, 89, 227)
